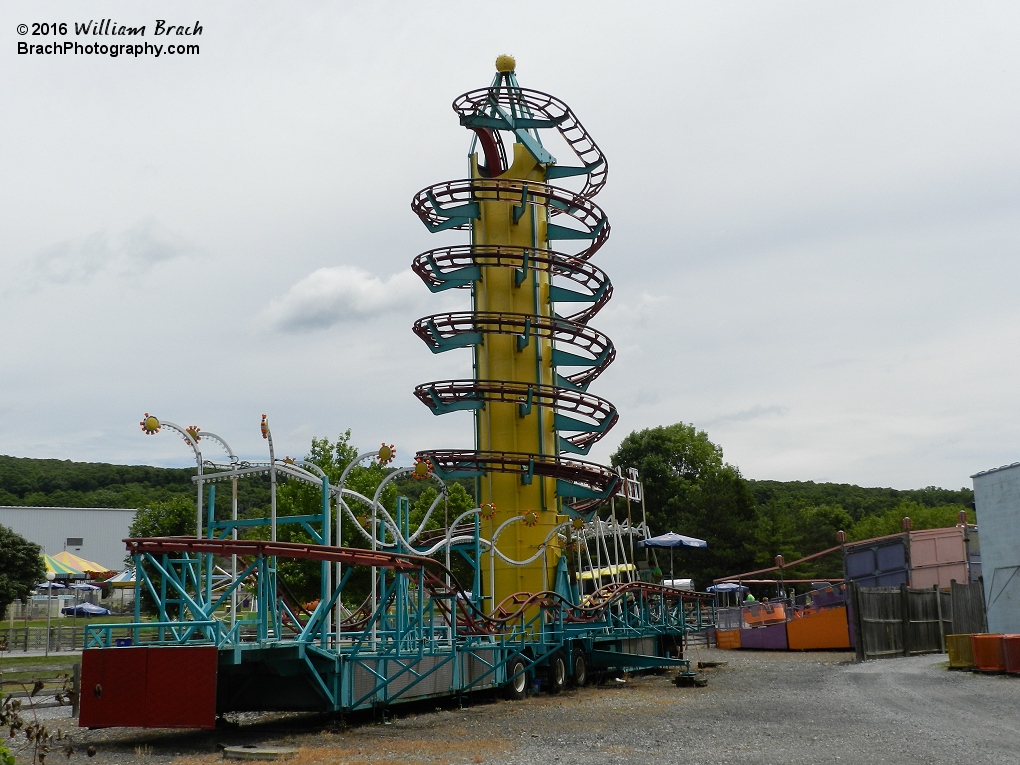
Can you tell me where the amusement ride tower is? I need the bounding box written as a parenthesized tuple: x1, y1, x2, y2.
(412, 56, 620, 612)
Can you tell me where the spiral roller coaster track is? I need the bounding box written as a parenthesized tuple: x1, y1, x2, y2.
(411, 244, 613, 324)
(411, 60, 622, 607)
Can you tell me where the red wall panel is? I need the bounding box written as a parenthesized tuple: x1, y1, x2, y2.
(79, 646, 217, 729)
(79, 648, 148, 728)
(144, 646, 218, 728)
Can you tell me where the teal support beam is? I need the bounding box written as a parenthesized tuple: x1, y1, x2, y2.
(552, 344, 611, 370)
(545, 159, 604, 180)
(549, 279, 608, 304)
(547, 218, 605, 242)
(516, 317, 531, 351)
(205, 483, 215, 604)
(518, 386, 534, 417)
(521, 458, 534, 486)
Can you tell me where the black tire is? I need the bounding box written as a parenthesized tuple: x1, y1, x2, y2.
(571, 649, 588, 687)
(504, 657, 528, 700)
(546, 652, 567, 694)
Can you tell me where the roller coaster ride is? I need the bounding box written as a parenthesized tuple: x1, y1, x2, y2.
(78, 57, 715, 730)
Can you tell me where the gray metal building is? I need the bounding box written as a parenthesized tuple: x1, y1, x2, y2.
(972, 462, 1020, 634)
(0, 506, 136, 571)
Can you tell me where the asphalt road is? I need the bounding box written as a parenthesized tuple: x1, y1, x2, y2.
(51, 647, 1020, 765)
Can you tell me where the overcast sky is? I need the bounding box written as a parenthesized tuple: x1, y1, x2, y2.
(2, 1, 1018, 490)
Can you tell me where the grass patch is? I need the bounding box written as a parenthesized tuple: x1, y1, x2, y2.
(1, 615, 136, 629)
(0, 654, 81, 671)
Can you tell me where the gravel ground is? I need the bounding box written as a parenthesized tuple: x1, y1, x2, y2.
(31, 648, 1020, 765)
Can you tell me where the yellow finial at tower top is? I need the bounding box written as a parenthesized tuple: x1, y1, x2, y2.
(495, 54, 516, 73)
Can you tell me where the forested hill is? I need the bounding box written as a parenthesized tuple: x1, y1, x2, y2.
(743, 479, 974, 583)
(1, 455, 975, 519)
(747, 480, 973, 522)
(0, 455, 194, 507)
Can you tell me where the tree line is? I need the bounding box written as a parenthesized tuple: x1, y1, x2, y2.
(612, 423, 973, 587)
(1, 423, 975, 598)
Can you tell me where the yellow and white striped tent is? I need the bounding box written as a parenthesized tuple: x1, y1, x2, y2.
(42, 553, 81, 578)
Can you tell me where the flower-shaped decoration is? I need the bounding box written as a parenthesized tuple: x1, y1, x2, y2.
(378, 443, 396, 466)
(522, 510, 539, 527)
(185, 425, 202, 443)
(571, 517, 585, 531)
(412, 456, 433, 480)
(140, 414, 161, 435)
(480, 502, 497, 520)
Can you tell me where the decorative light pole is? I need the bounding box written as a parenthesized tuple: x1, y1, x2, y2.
(44, 571, 55, 657)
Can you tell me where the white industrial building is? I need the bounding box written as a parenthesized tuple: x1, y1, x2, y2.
(972, 462, 1020, 634)
(0, 506, 137, 571)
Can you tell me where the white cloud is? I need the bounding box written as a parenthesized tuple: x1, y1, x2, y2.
(26, 221, 196, 287)
(32, 232, 112, 285)
(118, 221, 197, 273)
(704, 405, 790, 427)
(265, 265, 423, 333)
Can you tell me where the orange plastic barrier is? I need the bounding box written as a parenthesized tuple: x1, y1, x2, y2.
(786, 606, 851, 650)
(946, 634, 975, 669)
(1002, 634, 1020, 674)
(716, 629, 741, 649)
(971, 633, 1006, 671)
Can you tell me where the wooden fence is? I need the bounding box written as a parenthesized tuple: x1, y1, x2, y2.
(950, 580, 987, 635)
(0, 661, 81, 715)
(0, 625, 86, 653)
(851, 580, 987, 661)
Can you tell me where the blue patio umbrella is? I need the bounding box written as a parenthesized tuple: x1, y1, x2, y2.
(638, 532, 708, 582)
(705, 582, 747, 593)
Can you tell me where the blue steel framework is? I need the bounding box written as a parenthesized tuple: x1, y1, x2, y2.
(83, 414, 713, 718)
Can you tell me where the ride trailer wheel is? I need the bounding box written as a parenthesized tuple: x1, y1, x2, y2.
(504, 657, 528, 701)
(571, 649, 588, 687)
(546, 652, 567, 694)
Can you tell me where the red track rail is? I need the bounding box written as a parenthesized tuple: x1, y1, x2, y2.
(126, 537, 427, 571)
(413, 311, 614, 390)
(411, 179, 610, 261)
(410, 244, 612, 324)
(414, 379, 618, 453)
(418, 449, 621, 497)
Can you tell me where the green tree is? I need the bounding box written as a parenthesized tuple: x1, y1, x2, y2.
(275, 432, 401, 604)
(751, 499, 852, 583)
(127, 494, 197, 541)
(409, 482, 475, 535)
(848, 500, 973, 542)
(0, 524, 45, 618)
(127, 495, 198, 615)
(611, 423, 758, 585)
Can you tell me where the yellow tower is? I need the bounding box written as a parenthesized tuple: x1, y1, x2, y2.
(474, 130, 560, 604)
(412, 57, 620, 613)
